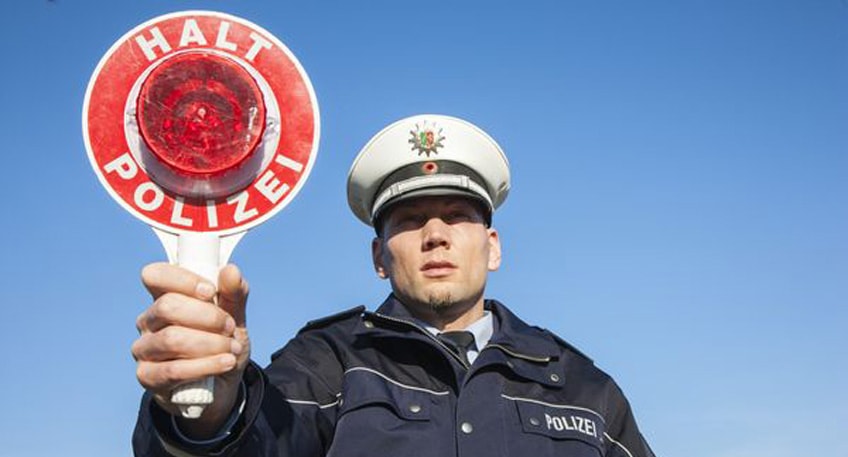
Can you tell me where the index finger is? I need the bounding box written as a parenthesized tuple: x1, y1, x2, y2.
(141, 262, 217, 301)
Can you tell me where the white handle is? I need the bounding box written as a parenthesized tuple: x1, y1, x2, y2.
(171, 233, 221, 419)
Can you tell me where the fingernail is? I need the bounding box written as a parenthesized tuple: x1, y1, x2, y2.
(224, 317, 236, 334)
(221, 354, 236, 369)
(196, 282, 215, 299)
(230, 340, 243, 355)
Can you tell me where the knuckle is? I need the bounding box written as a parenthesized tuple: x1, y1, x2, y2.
(135, 312, 146, 333)
(148, 301, 163, 324)
(150, 294, 183, 327)
(136, 363, 153, 389)
(130, 339, 144, 361)
(154, 294, 179, 317)
(160, 326, 184, 349)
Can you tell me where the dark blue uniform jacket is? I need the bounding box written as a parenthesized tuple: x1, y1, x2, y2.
(134, 296, 655, 457)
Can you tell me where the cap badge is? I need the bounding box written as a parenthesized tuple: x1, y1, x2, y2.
(409, 122, 445, 157)
(421, 161, 439, 175)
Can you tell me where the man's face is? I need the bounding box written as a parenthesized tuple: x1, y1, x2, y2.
(372, 196, 501, 317)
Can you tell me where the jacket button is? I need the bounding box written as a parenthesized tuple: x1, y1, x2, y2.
(409, 404, 421, 413)
(529, 417, 540, 426)
(461, 422, 473, 434)
(549, 373, 560, 383)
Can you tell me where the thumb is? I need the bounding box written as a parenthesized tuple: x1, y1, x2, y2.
(218, 264, 249, 328)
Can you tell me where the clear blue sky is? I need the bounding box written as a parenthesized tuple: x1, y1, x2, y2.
(1, 1, 846, 456)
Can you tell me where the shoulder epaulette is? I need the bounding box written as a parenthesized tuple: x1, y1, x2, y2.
(297, 305, 366, 334)
(547, 331, 594, 363)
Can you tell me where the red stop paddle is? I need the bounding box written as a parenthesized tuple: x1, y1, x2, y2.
(83, 11, 319, 418)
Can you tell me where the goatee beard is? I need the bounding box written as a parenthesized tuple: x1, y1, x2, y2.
(427, 292, 455, 315)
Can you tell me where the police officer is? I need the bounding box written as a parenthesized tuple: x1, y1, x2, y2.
(132, 115, 655, 457)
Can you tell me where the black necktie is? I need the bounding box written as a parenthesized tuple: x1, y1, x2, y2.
(438, 331, 476, 366)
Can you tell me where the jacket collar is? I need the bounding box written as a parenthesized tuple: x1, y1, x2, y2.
(484, 299, 561, 362)
(359, 295, 566, 388)
(372, 293, 419, 322)
(362, 295, 562, 362)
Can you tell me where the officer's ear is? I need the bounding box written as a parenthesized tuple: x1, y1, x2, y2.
(371, 237, 388, 279)
(487, 228, 502, 272)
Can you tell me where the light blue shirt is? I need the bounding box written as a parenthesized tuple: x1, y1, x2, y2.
(416, 310, 494, 364)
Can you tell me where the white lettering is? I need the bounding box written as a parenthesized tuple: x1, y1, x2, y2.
(103, 153, 138, 179)
(135, 27, 172, 61)
(179, 19, 208, 47)
(134, 19, 274, 62)
(585, 419, 597, 438)
(552, 416, 564, 431)
(245, 32, 272, 61)
(227, 191, 258, 223)
(544, 413, 599, 438)
(134, 182, 165, 211)
(215, 21, 238, 51)
(274, 153, 304, 173)
(170, 197, 193, 227)
(570, 416, 582, 432)
(255, 170, 290, 204)
(206, 200, 218, 228)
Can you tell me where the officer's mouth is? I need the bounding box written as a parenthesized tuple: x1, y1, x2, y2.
(421, 261, 457, 277)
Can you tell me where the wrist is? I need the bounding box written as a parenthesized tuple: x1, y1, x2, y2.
(173, 380, 245, 441)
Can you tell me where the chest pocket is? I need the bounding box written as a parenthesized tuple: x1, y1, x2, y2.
(338, 367, 438, 421)
(327, 367, 449, 457)
(506, 396, 606, 456)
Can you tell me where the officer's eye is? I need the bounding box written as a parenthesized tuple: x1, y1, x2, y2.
(392, 212, 426, 229)
(444, 211, 472, 224)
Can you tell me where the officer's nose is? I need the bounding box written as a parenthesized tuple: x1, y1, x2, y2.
(421, 217, 450, 251)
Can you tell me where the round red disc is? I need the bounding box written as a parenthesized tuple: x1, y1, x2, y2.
(136, 51, 266, 176)
(84, 11, 319, 234)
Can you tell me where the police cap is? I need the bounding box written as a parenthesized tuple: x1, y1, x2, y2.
(347, 114, 510, 228)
